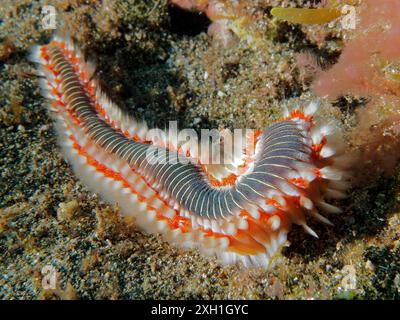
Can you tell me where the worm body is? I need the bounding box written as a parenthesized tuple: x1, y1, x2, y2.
(30, 36, 349, 267)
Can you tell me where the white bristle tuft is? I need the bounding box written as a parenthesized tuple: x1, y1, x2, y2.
(320, 166, 343, 180)
(311, 210, 334, 226)
(293, 162, 317, 182)
(29, 45, 47, 64)
(269, 216, 281, 231)
(278, 181, 301, 197)
(236, 218, 248, 230)
(283, 105, 290, 118)
(258, 201, 276, 214)
(246, 204, 260, 219)
(328, 179, 350, 191)
(274, 196, 287, 207)
(190, 216, 199, 229)
(304, 100, 319, 116)
(320, 145, 336, 158)
(325, 188, 347, 199)
(302, 224, 319, 238)
(163, 208, 176, 219)
(211, 220, 221, 233)
(311, 125, 334, 144)
(221, 221, 237, 235)
(218, 237, 230, 250)
(300, 196, 314, 210)
(155, 220, 168, 233)
(203, 218, 211, 230)
(318, 201, 343, 214)
(203, 236, 217, 249)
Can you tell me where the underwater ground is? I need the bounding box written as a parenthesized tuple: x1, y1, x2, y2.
(0, 0, 399, 299)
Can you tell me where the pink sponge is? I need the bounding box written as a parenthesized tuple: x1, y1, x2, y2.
(313, 0, 400, 98)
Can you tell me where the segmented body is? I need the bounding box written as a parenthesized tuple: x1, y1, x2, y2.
(30, 36, 349, 267)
